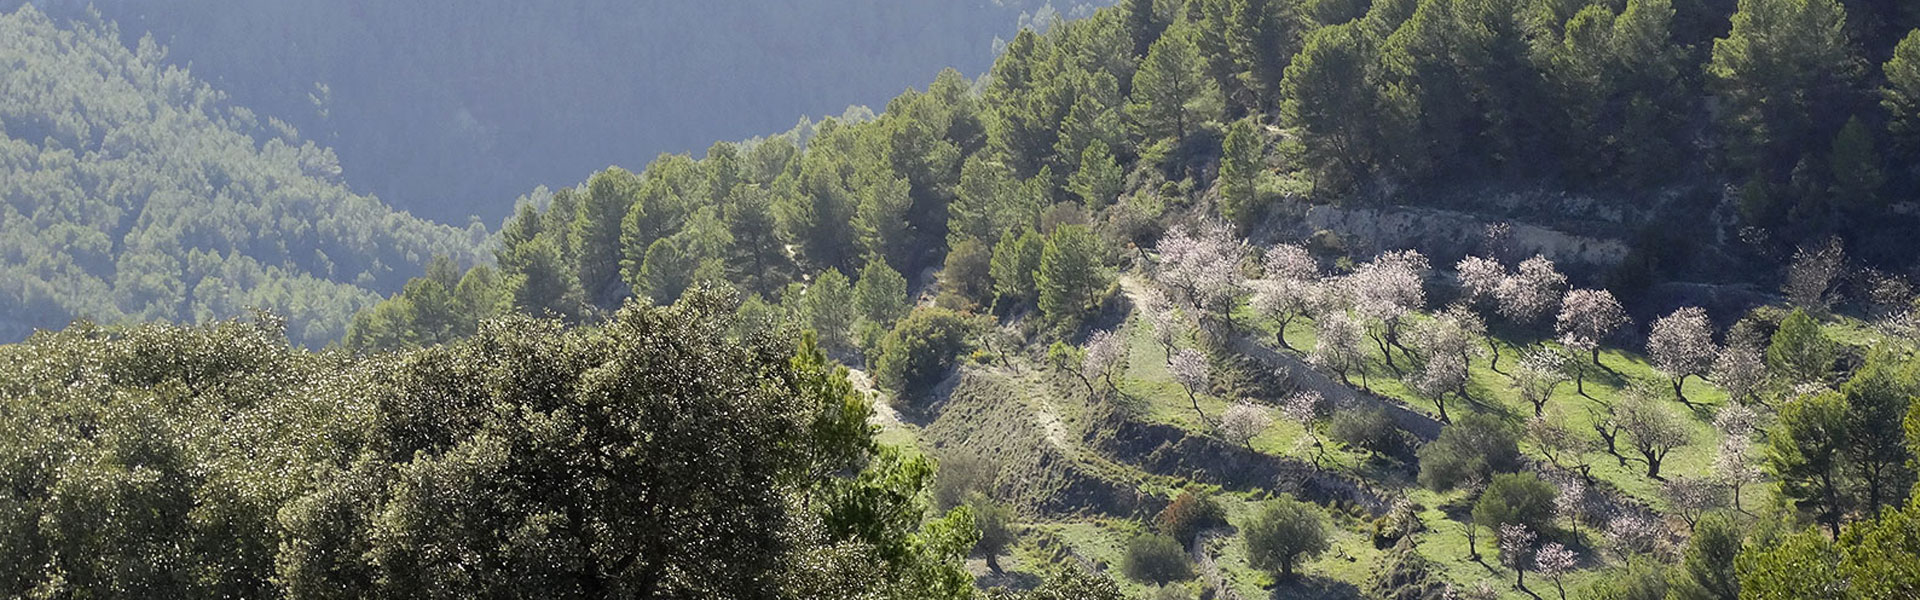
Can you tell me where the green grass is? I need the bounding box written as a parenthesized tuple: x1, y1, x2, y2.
(896, 280, 1848, 598)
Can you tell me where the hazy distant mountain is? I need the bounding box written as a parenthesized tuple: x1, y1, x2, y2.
(10, 0, 1111, 223)
(0, 6, 484, 345)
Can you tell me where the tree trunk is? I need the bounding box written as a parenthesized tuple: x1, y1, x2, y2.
(1372, 331, 1399, 373)
(1275, 317, 1294, 350)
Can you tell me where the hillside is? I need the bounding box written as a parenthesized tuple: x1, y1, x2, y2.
(8, 0, 1920, 599)
(0, 6, 483, 346)
(8, 0, 1114, 223)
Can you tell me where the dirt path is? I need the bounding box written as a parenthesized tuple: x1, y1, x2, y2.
(843, 367, 901, 427)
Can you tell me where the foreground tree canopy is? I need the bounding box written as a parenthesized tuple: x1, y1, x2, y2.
(0, 289, 983, 599)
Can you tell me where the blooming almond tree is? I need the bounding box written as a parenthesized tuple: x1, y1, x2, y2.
(1619, 392, 1690, 479)
(1495, 255, 1567, 329)
(1456, 255, 1506, 308)
(1553, 475, 1589, 535)
(1605, 513, 1664, 558)
(1710, 340, 1767, 405)
(1082, 329, 1128, 394)
(1349, 249, 1429, 372)
(1249, 278, 1321, 351)
(1154, 222, 1246, 324)
(1263, 243, 1318, 282)
(1713, 437, 1762, 513)
(1281, 390, 1326, 460)
(1514, 349, 1571, 416)
(1170, 348, 1213, 425)
(1648, 307, 1716, 403)
(1220, 401, 1273, 451)
(1498, 523, 1537, 590)
(1141, 287, 1183, 362)
(1310, 310, 1367, 389)
(1534, 542, 1577, 600)
(1555, 288, 1629, 365)
(1660, 476, 1726, 530)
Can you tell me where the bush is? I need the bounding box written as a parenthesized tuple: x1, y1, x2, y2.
(1330, 406, 1403, 457)
(932, 451, 995, 511)
(1471, 472, 1558, 536)
(1153, 490, 1226, 546)
(967, 492, 1016, 567)
(1242, 494, 1331, 581)
(1417, 412, 1522, 491)
(872, 307, 980, 401)
(1121, 533, 1193, 584)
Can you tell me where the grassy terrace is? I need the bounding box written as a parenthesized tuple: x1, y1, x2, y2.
(930, 279, 1859, 599)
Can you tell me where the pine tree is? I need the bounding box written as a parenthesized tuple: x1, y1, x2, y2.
(1829, 116, 1886, 213)
(1123, 0, 1168, 58)
(1707, 0, 1863, 178)
(636, 237, 695, 305)
(854, 257, 911, 328)
(1128, 26, 1217, 143)
(990, 227, 1045, 309)
(1218, 118, 1263, 228)
(1069, 142, 1126, 209)
(1281, 23, 1381, 186)
(1885, 30, 1920, 155)
(1036, 225, 1108, 329)
(577, 167, 641, 309)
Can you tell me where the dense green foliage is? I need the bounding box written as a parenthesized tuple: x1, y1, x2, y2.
(0, 291, 977, 598)
(1242, 494, 1331, 580)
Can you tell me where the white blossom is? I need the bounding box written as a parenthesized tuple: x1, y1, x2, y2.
(1082, 329, 1128, 389)
(1350, 250, 1429, 325)
(1534, 542, 1576, 580)
(1170, 348, 1210, 394)
(1648, 307, 1716, 398)
(1280, 390, 1324, 427)
(1710, 341, 1767, 404)
(1263, 243, 1318, 282)
(1515, 349, 1571, 415)
(1455, 255, 1506, 307)
(1784, 238, 1845, 311)
(1495, 255, 1567, 326)
(1309, 310, 1366, 384)
(1711, 402, 1760, 439)
(1605, 513, 1664, 556)
(1154, 222, 1246, 316)
(1498, 523, 1537, 571)
(1556, 288, 1629, 358)
(1219, 401, 1273, 448)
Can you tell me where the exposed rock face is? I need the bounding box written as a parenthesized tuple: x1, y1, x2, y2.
(1304, 204, 1631, 268)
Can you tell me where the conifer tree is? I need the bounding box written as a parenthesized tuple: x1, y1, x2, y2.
(1128, 26, 1217, 143)
(1218, 117, 1263, 228)
(1036, 225, 1108, 329)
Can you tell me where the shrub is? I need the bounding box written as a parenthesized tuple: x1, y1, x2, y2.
(872, 307, 980, 401)
(1471, 472, 1559, 536)
(1417, 412, 1522, 491)
(1121, 533, 1193, 584)
(1153, 490, 1226, 546)
(932, 451, 995, 511)
(1331, 406, 1403, 457)
(1243, 494, 1331, 581)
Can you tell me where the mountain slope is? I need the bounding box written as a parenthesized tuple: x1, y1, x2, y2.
(10, 0, 1114, 223)
(0, 6, 483, 345)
